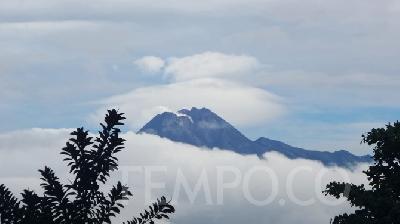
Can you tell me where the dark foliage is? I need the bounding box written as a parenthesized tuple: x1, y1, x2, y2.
(123, 196, 175, 224)
(0, 109, 175, 224)
(324, 121, 400, 224)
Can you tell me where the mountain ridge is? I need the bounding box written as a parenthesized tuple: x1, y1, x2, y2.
(138, 107, 372, 167)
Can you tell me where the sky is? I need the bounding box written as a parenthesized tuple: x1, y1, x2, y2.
(1, 0, 400, 155)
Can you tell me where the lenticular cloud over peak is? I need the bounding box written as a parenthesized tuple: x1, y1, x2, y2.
(91, 78, 285, 129)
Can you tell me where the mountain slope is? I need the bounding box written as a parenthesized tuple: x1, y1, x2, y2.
(138, 107, 372, 167)
(255, 137, 372, 167)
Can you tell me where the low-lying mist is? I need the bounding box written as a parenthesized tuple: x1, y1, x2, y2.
(0, 129, 369, 224)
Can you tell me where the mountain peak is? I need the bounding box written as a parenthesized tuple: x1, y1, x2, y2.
(139, 107, 255, 153)
(138, 107, 372, 167)
(178, 107, 212, 114)
(177, 107, 221, 123)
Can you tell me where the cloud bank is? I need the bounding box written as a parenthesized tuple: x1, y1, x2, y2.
(0, 128, 369, 224)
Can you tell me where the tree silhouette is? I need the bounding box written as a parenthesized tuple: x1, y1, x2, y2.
(324, 121, 400, 224)
(0, 109, 175, 224)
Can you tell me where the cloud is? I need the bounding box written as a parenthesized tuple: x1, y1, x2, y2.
(91, 78, 285, 129)
(134, 56, 165, 73)
(91, 52, 282, 130)
(0, 128, 369, 224)
(0, 128, 71, 192)
(1, 0, 399, 24)
(163, 52, 261, 81)
(117, 133, 369, 224)
(0, 128, 72, 153)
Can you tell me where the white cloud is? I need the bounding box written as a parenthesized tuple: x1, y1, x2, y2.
(0, 128, 71, 193)
(117, 133, 369, 224)
(134, 56, 165, 73)
(164, 52, 261, 81)
(0, 128, 369, 224)
(0, 128, 71, 152)
(90, 78, 285, 129)
(92, 52, 283, 130)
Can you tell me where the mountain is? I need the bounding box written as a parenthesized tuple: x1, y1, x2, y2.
(254, 137, 372, 167)
(138, 107, 372, 167)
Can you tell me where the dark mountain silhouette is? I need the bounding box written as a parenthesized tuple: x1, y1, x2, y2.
(138, 107, 372, 167)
